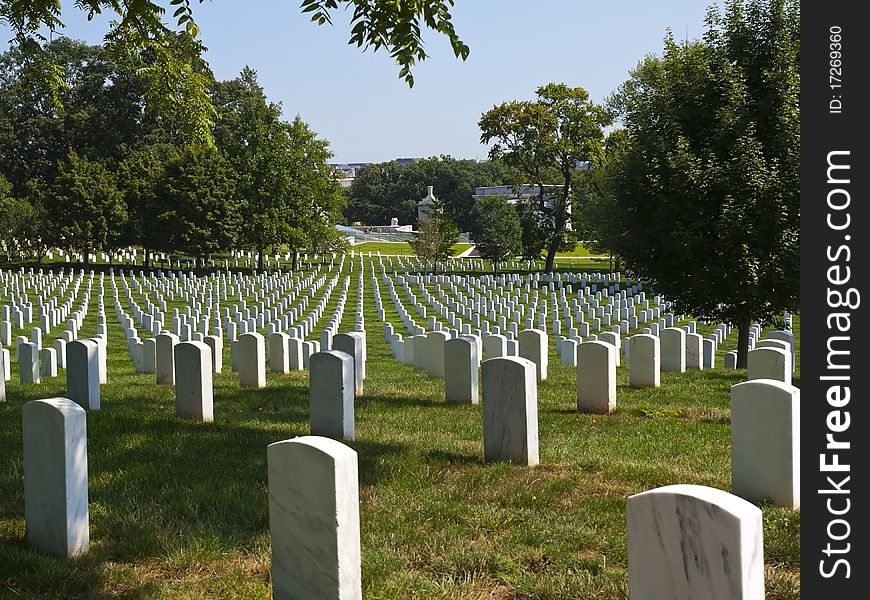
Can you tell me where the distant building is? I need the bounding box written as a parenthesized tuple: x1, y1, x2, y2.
(329, 162, 371, 187)
(417, 186, 438, 222)
(473, 184, 572, 229)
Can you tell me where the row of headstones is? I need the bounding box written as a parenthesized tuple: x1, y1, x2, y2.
(116, 265, 336, 340)
(19, 392, 779, 599)
(102, 331, 367, 423)
(116, 265, 348, 350)
(373, 275, 659, 342)
(371, 323, 800, 510)
(4, 281, 100, 385)
(117, 263, 331, 315)
(114, 267, 349, 363)
(1, 272, 88, 341)
(372, 266, 675, 351)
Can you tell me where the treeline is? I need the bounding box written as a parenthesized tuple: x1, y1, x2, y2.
(343, 156, 517, 233)
(0, 38, 344, 270)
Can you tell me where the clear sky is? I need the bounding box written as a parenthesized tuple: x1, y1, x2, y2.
(6, 0, 720, 164)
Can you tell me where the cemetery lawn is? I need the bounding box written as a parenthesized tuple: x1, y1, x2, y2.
(0, 266, 799, 599)
(350, 242, 473, 257)
(555, 242, 598, 257)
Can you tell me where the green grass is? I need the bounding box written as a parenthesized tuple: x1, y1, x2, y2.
(555, 242, 600, 257)
(350, 242, 473, 257)
(0, 263, 800, 599)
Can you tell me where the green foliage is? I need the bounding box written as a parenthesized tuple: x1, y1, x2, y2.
(48, 150, 126, 264)
(345, 157, 515, 230)
(301, 0, 469, 87)
(345, 161, 421, 226)
(156, 146, 239, 264)
(478, 83, 611, 271)
(116, 144, 179, 267)
(468, 195, 522, 269)
(410, 205, 459, 271)
(213, 67, 346, 269)
(0, 38, 176, 195)
(3, 0, 467, 145)
(598, 0, 799, 363)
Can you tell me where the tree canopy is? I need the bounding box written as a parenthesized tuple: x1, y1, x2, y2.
(1, 0, 468, 146)
(478, 83, 611, 272)
(590, 0, 800, 366)
(345, 156, 515, 230)
(468, 195, 522, 271)
(0, 37, 347, 269)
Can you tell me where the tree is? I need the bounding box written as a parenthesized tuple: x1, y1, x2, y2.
(281, 116, 348, 270)
(116, 144, 179, 269)
(157, 146, 239, 266)
(468, 195, 522, 272)
(345, 156, 515, 230)
(411, 156, 516, 231)
(479, 83, 611, 272)
(410, 203, 459, 272)
(2, 0, 468, 146)
(48, 150, 126, 267)
(597, 0, 799, 367)
(0, 38, 178, 196)
(213, 67, 297, 272)
(345, 161, 420, 226)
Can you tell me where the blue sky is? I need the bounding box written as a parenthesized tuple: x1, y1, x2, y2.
(5, 1, 719, 163)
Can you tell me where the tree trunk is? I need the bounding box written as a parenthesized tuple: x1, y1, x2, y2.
(292, 250, 299, 271)
(144, 247, 151, 269)
(544, 242, 558, 273)
(736, 317, 751, 368)
(614, 255, 621, 273)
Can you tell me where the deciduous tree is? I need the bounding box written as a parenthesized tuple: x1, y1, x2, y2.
(598, 0, 799, 367)
(410, 201, 459, 272)
(48, 150, 126, 267)
(469, 195, 522, 272)
(479, 83, 611, 272)
(157, 146, 239, 266)
(2, 0, 468, 145)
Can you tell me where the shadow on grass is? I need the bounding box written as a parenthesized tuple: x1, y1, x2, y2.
(1, 398, 409, 598)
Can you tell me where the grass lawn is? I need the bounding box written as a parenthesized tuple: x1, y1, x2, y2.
(0, 261, 800, 599)
(555, 242, 599, 258)
(350, 242, 473, 257)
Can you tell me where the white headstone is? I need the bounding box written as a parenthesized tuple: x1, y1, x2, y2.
(174, 341, 214, 422)
(239, 332, 266, 388)
(66, 340, 100, 410)
(576, 341, 616, 414)
(627, 484, 764, 600)
(481, 356, 539, 466)
(444, 337, 479, 404)
(309, 351, 355, 440)
(19, 341, 40, 384)
(731, 379, 800, 508)
(332, 333, 364, 396)
(156, 332, 179, 385)
(660, 327, 687, 373)
(629, 334, 660, 388)
(267, 436, 362, 600)
(23, 398, 89, 557)
(518, 329, 548, 381)
(747, 347, 791, 385)
(685, 332, 703, 369)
